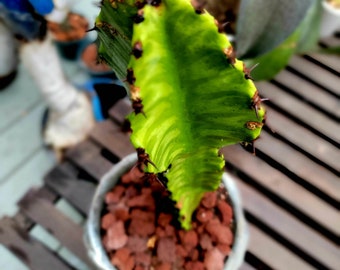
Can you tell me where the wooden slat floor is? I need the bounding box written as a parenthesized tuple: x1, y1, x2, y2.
(0, 36, 339, 269)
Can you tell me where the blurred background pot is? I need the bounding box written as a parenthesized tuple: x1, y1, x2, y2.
(320, 0, 340, 38)
(48, 12, 89, 60)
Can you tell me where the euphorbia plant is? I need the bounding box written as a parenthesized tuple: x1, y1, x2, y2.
(95, 0, 265, 230)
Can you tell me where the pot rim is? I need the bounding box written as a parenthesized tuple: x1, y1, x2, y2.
(84, 153, 249, 270)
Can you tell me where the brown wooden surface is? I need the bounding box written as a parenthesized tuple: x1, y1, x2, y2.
(0, 36, 339, 269)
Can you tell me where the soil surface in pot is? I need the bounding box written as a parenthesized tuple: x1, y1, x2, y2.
(101, 167, 235, 270)
(48, 13, 88, 42)
(81, 43, 112, 73)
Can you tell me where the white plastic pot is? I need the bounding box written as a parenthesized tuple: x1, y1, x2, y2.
(84, 153, 249, 270)
(320, 1, 340, 38)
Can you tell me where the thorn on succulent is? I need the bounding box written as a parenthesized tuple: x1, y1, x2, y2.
(251, 90, 268, 118)
(191, 0, 206, 14)
(137, 148, 157, 171)
(86, 26, 98, 32)
(133, 10, 145, 24)
(215, 20, 228, 33)
(243, 63, 259, 80)
(245, 121, 264, 130)
(135, 0, 146, 9)
(126, 68, 136, 85)
(132, 41, 143, 59)
(148, 0, 162, 7)
(223, 46, 236, 66)
(132, 97, 145, 116)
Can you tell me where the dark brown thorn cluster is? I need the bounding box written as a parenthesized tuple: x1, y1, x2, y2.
(148, 0, 161, 7)
(132, 98, 144, 115)
(133, 9, 145, 24)
(135, 0, 146, 9)
(243, 63, 259, 80)
(223, 46, 236, 66)
(86, 25, 98, 32)
(132, 41, 143, 59)
(126, 68, 136, 85)
(251, 90, 269, 118)
(137, 148, 157, 171)
(191, 0, 206, 14)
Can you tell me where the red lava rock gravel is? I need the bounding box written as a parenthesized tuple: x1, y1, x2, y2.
(100, 169, 235, 270)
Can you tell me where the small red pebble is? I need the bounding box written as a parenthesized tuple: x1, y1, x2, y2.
(164, 224, 176, 237)
(196, 208, 214, 223)
(107, 185, 125, 204)
(101, 212, 116, 230)
(184, 261, 205, 270)
(126, 236, 148, 253)
(201, 191, 217, 208)
(175, 244, 188, 258)
(217, 200, 233, 225)
(114, 207, 130, 221)
(106, 221, 128, 250)
(127, 193, 155, 210)
(199, 233, 213, 250)
(155, 262, 172, 270)
(135, 251, 152, 267)
(128, 218, 155, 237)
(217, 243, 231, 256)
(111, 248, 135, 270)
(204, 248, 225, 270)
(179, 230, 198, 252)
(157, 213, 173, 228)
(205, 219, 233, 245)
(189, 249, 199, 261)
(157, 237, 177, 263)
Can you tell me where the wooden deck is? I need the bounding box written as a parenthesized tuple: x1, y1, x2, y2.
(0, 36, 339, 269)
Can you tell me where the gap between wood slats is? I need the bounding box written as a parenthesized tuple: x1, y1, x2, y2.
(272, 69, 339, 119)
(234, 176, 339, 270)
(257, 82, 340, 145)
(265, 107, 340, 173)
(89, 120, 135, 160)
(221, 145, 340, 238)
(288, 56, 340, 96)
(239, 261, 257, 270)
(0, 217, 72, 270)
(66, 139, 113, 180)
(44, 166, 96, 216)
(303, 54, 340, 77)
(256, 131, 340, 202)
(17, 189, 94, 267)
(246, 223, 315, 270)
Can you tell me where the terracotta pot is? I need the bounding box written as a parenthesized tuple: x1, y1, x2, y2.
(320, 0, 340, 38)
(48, 12, 89, 59)
(84, 153, 248, 270)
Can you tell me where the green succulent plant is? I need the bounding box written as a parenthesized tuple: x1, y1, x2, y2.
(96, 0, 265, 229)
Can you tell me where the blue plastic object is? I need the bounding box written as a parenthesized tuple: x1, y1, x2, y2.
(28, 0, 54, 15)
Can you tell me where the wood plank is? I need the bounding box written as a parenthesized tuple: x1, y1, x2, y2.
(17, 189, 93, 267)
(257, 82, 340, 143)
(235, 177, 340, 270)
(90, 120, 135, 159)
(288, 55, 340, 96)
(108, 98, 133, 124)
(274, 69, 339, 118)
(307, 54, 340, 73)
(0, 217, 72, 270)
(256, 131, 340, 200)
(239, 262, 257, 270)
(247, 224, 315, 270)
(44, 166, 96, 215)
(66, 139, 113, 180)
(265, 108, 340, 172)
(221, 145, 340, 235)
